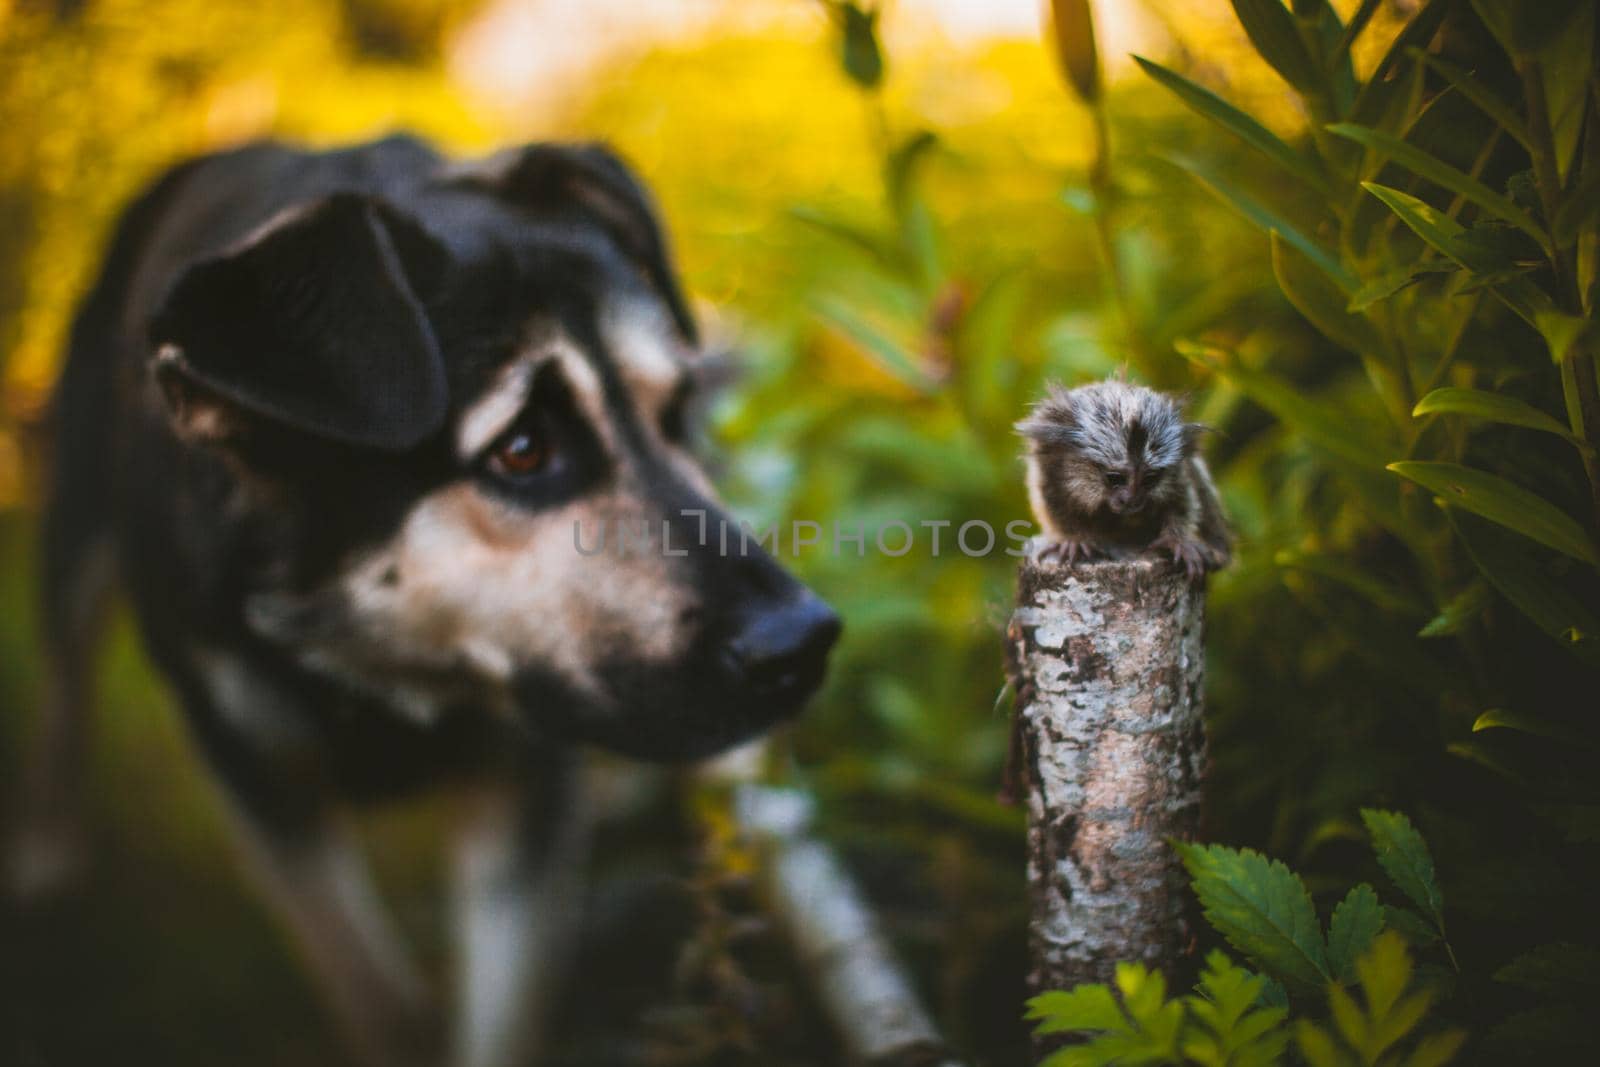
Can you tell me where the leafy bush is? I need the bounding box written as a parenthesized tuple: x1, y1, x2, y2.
(1027, 811, 1466, 1066)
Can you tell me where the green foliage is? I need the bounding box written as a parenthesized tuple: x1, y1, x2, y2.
(1027, 938, 1461, 1067)
(1032, 820, 1462, 1065)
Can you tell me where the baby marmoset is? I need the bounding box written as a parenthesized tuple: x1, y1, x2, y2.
(1016, 378, 1231, 578)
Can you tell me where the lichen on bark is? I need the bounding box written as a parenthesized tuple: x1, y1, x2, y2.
(1008, 541, 1207, 1002)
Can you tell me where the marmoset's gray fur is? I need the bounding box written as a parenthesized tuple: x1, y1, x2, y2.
(1016, 378, 1231, 579)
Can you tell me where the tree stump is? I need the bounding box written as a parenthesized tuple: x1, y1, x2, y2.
(1007, 541, 1207, 1006)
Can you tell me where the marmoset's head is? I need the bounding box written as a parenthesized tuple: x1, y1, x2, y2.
(1016, 379, 1198, 516)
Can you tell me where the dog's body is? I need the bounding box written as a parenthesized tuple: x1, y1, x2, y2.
(22, 134, 838, 1066)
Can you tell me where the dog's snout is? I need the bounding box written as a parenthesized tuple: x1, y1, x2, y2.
(723, 595, 841, 697)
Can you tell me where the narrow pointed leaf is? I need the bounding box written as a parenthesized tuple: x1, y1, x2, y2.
(1048, 0, 1102, 104)
(1348, 263, 1456, 311)
(1473, 707, 1598, 748)
(1387, 460, 1599, 564)
(1451, 510, 1600, 661)
(1417, 581, 1491, 638)
(1330, 123, 1549, 250)
(1413, 387, 1582, 442)
(1166, 153, 1355, 292)
(1135, 55, 1330, 195)
(1410, 51, 1532, 148)
(1231, 0, 1324, 96)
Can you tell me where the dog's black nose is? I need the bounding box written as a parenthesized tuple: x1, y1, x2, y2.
(724, 595, 841, 697)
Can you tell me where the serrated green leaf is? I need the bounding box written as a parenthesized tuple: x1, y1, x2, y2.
(1025, 984, 1129, 1034)
(1163, 154, 1356, 292)
(1450, 511, 1600, 661)
(1175, 842, 1332, 990)
(1295, 1021, 1347, 1067)
(1231, 0, 1325, 96)
(1360, 810, 1444, 931)
(1387, 460, 1599, 565)
(1328, 124, 1549, 252)
(1135, 55, 1330, 195)
(1494, 942, 1600, 995)
(1328, 884, 1385, 983)
(1383, 906, 1441, 947)
(1409, 51, 1532, 149)
(1402, 1029, 1468, 1067)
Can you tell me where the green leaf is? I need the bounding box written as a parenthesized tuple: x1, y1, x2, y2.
(1048, 0, 1102, 104)
(1494, 942, 1600, 995)
(1271, 233, 1407, 413)
(831, 2, 883, 90)
(1541, 0, 1594, 183)
(1331, 0, 1384, 71)
(1417, 582, 1491, 638)
(1327, 884, 1385, 984)
(1410, 51, 1532, 149)
(1025, 985, 1129, 1034)
(1331, 125, 1550, 251)
(1387, 460, 1599, 564)
(1349, 0, 1453, 127)
(1451, 510, 1600, 660)
(1533, 309, 1592, 363)
(1413, 386, 1582, 442)
(1294, 1021, 1348, 1067)
(1473, 707, 1598, 748)
(1382, 906, 1441, 947)
(1361, 183, 1486, 269)
(1135, 55, 1330, 195)
(1231, 0, 1325, 96)
(1403, 1030, 1468, 1067)
(1165, 155, 1355, 292)
(1360, 810, 1444, 931)
(1177, 340, 1393, 470)
(1175, 842, 1333, 990)
(1470, 0, 1589, 57)
(1274, 549, 1429, 617)
(811, 296, 935, 393)
(1347, 263, 1455, 312)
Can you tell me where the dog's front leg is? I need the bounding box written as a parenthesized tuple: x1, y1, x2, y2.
(179, 662, 442, 1067)
(452, 747, 592, 1067)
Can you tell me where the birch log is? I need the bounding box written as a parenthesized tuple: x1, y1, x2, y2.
(1007, 541, 1207, 1002)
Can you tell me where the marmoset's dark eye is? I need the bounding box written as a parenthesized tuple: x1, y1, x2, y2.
(1146, 469, 1163, 486)
(1106, 471, 1127, 487)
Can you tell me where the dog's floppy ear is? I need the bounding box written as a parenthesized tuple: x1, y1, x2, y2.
(149, 193, 450, 451)
(464, 142, 698, 345)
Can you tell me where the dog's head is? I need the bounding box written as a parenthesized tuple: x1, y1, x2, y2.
(146, 142, 838, 761)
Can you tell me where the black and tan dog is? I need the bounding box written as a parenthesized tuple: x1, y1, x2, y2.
(18, 134, 839, 1065)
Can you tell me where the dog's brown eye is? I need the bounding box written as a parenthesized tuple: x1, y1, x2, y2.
(491, 431, 548, 476)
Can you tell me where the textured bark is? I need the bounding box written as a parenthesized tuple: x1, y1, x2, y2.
(1008, 541, 1207, 1005)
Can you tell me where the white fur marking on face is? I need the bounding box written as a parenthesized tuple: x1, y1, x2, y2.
(602, 301, 684, 411)
(457, 357, 541, 459)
